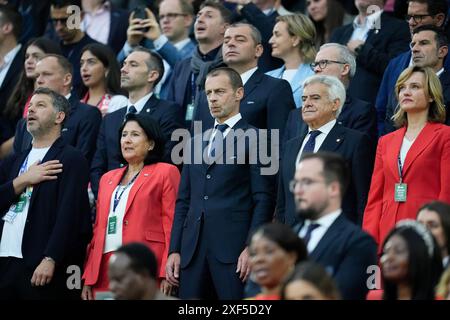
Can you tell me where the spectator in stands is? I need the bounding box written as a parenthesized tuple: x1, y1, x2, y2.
(13, 54, 102, 164)
(376, 0, 448, 135)
(280, 261, 341, 300)
(0, 5, 23, 153)
(166, 0, 231, 129)
(291, 152, 377, 299)
(90, 47, 183, 197)
(331, 0, 410, 104)
(247, 222, 307, 300)
(276, 75, 373, 226)
(118, 0, 195, 99)
(417, 201, 450, 269)
(383, 25, 450, 134)
(363, 66, 450, 252)
(267, 14, 315, 108)
(1, 37, 61, 159)
(81, 0, 129, 54)
(380, 220, 443, 300)
(307, 0, 348, 49)
(0, 88, 91, 299)
(108, 242, 177, 300)
(285, 43, 377, 147)
(80, 43, 127, 116)
(82, 114, 180, 300)
(48, 0, 98, 96)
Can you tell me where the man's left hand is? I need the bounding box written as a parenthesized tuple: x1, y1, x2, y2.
(236, 247, 251, 282)
(347, 40, 365, 54)
(31, 258, 55, 286)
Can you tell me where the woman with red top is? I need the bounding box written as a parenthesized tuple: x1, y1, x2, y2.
(363, 66, 450, 251)
(0, 37, 61, 158)
(81, 114, 180, 300)
(80, 43, 127, 116)
(247, 223, 307, 300)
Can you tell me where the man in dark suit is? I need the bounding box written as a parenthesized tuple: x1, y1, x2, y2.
(90, 47, 183, 197)
(13, 54, 102, 165)
(330, 0, 410, 104)
(166, 67, 276, 299)
(0, 5, 24, 146)
(285, 43, 378, 147)
(196, 22, 295, 138)
(0, 88, 91, 299)
(291, 152, 377, 300)
(276, 75, 373, 226)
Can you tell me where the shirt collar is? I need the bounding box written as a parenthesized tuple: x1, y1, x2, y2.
(128, 92, 153, 113)
(3, 44, 21, 65)
(86, 1, 110, 15)
(174, 38, 191, 51)
(240, 67, 258, 86)
(436, 67, 444, 77)
(308, 119, 336, 135)
(198, 45, 222, 61)
(305, 209, 342, 229)
(353, 10, 383, 29)
(213, 113, 242, 130)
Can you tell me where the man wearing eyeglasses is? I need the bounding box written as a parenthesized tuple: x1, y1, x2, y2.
(283, 43, 378, 149)
(330, 0, 410, 106)
(118, 0, 196, 100)
(291, 152, 377, 300)
(376, 0, 449, 135)
(275, 75, 373, 227)
(48, 0, 98, 97)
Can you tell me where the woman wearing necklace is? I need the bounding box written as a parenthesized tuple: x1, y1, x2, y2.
(81, 113, 180, 300)
(363, 66, 450, 253)
(80, 43, 127, 116)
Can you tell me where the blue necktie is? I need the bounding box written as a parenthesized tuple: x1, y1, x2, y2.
(209, 123, 229, 158)
(128, 105, 137, 114)
(302, 130, 321, 155)
(302, 223, 320, 247)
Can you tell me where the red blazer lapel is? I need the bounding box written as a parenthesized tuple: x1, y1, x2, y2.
(124, 165, 152, 215)
(102, 167, 127, 214)
(387, 126, 406, 180)
(403, 122, 439, 176)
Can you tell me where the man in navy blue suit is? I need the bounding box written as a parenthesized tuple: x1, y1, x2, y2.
(166, 67, 276, 299)
(13, 54, 102, 165)
(276, 75, 373, 226)
(90, 47, 183, 197)
(0, 88, 91, 299)
(292, 152, 377, 300)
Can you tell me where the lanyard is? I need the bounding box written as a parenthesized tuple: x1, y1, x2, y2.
(397, 155, 403, 183)
(191, 73, 197, 103)
(112, 170, 140, 213)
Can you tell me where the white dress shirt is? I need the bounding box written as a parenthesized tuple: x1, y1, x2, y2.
(350, 10, 383, 41)
(208, 113, 242, 155)
(240, 67, 258, 86)
(127, 92, 153, 113)
(296, 119, 337, 164)
(0, 44, 22, 88)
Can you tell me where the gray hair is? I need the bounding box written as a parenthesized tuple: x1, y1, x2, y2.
(319, 43, 356, 78)
(32, 87, 70, 124)
(303, 74, 346, 117)
(226, 22, 262, 45)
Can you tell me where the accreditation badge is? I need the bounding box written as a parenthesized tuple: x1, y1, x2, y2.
(185, 103, 194, 121)
(108, 216, 117, 234)
(394, 183, 407, 202)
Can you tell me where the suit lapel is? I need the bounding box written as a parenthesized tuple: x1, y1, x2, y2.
(140, 94, 158, 115)
(102, 167, 127, 214)
(387, 126, 406, 180)
(318, 124, 345, 153)
(243, 70, 263, 100)
(402, 123, 439, 176)
(0, 46, 22, 90)
(124, 166, 151, 215)
(310, 214, 346, 261)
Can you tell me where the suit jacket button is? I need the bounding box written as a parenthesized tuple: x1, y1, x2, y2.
(124, 220, 129, 225)
(206, 174, 211, 179)
(204, 196, 208, 200)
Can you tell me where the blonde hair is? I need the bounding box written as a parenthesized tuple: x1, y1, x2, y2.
(276, 13, 317, 64)
(392, 66, 446, 128)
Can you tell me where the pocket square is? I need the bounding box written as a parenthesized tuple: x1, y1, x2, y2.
(247, 101, 255, 104)
(62, 128, 68, 132)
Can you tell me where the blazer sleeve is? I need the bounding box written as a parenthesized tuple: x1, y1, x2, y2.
(438, 131, 450, 203)
(159, 102, 184, 164)
(159, 166, 181, 278)
(362, 136, 386, 245)
(375, 59, 396, 135)
(267, 79, 296, 140)
(76, 107, 102, 165)
(274, 169, 286, 224)
(90, 117, 108, 198)
(0, 155, 20, 213)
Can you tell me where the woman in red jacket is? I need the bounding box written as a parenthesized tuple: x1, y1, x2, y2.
(81, 113, 180, 300)
(363, 66, 450, 251)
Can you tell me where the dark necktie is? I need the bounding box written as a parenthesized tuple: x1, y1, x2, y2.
(302, 223, 320, 247)
(302, 130, 321, 155)
(209, 123, 229, 158)
(128, 105, 137, 114)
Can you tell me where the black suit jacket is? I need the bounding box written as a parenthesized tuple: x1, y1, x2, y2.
(276, 123, 374, 225)
(107, 7, 129, 54)
(169, 119, 276, 269)
(13, 95, 102, 165)
(194, 69, 296, 139)
(90, 95, 184, 196)
(284, 94, 378, 148)
(0, 138, 91, 270)
(330, 13, 410, 103)
(293, 214, 377, 300)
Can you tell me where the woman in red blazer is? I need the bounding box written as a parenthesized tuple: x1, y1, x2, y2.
(363, 66, 450, 251)
(81, 113, 180, 300)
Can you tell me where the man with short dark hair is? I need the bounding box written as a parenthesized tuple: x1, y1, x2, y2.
(292, 152, 377, 300)
(0, 87, 91, 299)
(90, 47, 183, 197)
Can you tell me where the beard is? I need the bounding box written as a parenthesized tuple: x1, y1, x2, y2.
(296, 207, 321, 221)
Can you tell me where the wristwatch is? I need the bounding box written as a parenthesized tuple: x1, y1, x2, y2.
(354, 44, 364, 56)
(44, 256, 55, 263)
